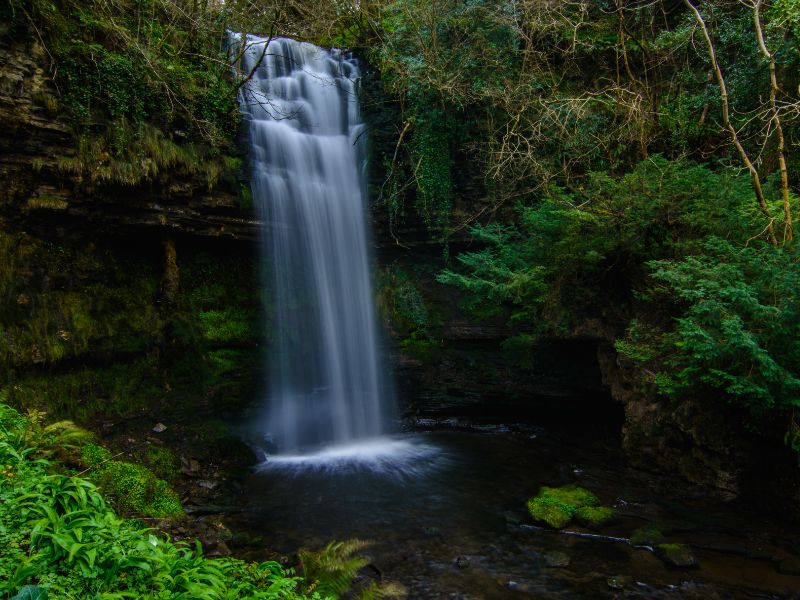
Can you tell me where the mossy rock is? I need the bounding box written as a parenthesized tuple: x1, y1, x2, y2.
(655, 543, 697, 568)
(93, 460, 184, 518)
(80, 443, 112, 467)
(630, 525, 665, 547)
(144, 445, 179, 480)
(527, 495, 574, 528)
(575, 505, 615, 527)
(526, 485, 614, 529)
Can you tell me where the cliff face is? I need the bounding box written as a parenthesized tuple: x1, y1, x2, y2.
(2, 33, 796, 514)
(0, 37, 260, 241)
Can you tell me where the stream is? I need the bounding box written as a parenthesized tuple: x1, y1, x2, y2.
(228, 422, 800, 599)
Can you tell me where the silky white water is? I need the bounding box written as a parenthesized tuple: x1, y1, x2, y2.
(234, 35, 394, 457)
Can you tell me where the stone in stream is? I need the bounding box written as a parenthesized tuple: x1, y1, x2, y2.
(454, 556, 471, 569)
(606, 575, 631, 590)
(778, 557, 800, 576)
(543, 551, 571, 568)
(629, 525, 665, 547)
(655, 543, 697, 568)
(421, 525, 441, 537)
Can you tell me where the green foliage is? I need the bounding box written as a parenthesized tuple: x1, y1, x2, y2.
(526, 485, 613, 529)
(374, 0, 519, 233)
(376, 265, 430, 336)
(10, 586, 48, 600)
(644, 238, 800, 420)
(409, 108, 453, 231)
(442, 155, 800, 451)
(0, 403, 318, 599)
(3, 0, 241, 185)
(300, 540, 371, 598)
(440, 157, 768, 331)
(92, 459, 184, 518)
(298, 540, 404, 599)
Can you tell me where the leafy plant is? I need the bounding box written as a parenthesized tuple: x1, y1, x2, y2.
(0, 403, 320, 599)
(300, 539, 372, 598)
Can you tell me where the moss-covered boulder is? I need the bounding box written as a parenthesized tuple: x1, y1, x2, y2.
(655, 543, 697, 568)
(80, 444, 183, 518)
(575, 505, 616, 527)
(526, 485, 615, 529)
(630, 525, 665, 547)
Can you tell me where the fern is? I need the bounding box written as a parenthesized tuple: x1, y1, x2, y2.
(299, 539, 372, 598)
(299, 540, 407, 599)
(356, 581, 407, 600)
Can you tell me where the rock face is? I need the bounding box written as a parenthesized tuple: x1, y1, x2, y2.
(597, 336, 800, 515)
(597, 343, 746, 500)
(0, 38, 260, 241)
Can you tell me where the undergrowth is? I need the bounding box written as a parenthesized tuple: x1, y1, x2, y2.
(0, 403, 407, 599)
(0, 403, 317, 599)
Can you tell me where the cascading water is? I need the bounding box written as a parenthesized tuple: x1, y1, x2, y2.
(234, 35, 393, 456)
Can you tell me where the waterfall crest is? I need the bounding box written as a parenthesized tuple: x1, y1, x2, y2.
(234, 35, 391, 453)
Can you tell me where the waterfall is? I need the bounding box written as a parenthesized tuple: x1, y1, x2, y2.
(234, 35, 392, 454)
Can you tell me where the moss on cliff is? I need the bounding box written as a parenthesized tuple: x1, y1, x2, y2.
(0, 227, 262, 423)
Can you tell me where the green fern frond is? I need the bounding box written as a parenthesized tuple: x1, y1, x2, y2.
(357, 581, 407, 600)
(299, 539, 372, 598)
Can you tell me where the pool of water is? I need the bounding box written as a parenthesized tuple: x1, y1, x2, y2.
(228, 428, 800, 598)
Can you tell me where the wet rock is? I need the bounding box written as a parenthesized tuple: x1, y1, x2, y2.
(454, 556, 471, 569)
(630, 525, 665, 547)
(505, 581, 530, 592)
(181, 457, 201, 475)
(543, 551, 571, 568)
(152, 423, 167, 433)
(656, 544, 697, 568)
(198, 480, 218, 490)
(421, 526, 441, 537)
(606, 575, 631, 590)
(208, 540, 231, 557)
(778, 557, 800, 576)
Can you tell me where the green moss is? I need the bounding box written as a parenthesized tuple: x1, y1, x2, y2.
(527, 485, 613, 529)
(575, 505, 615, 526)
(207, 348, 242, 374)
(93, 460, 183, 518)
(526, 495, 574, 528)
(238, 182, 254, 211)
(198, 308, 253, 343)
(630, 525, 665, 546)
(400, 336, 439, 361)
(8, 358, 163, 421)
(25, 196, 69, 210)
(80, 443, 112, 467)
(144, 445, 178, 480)
(0, 231, 162, 370)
